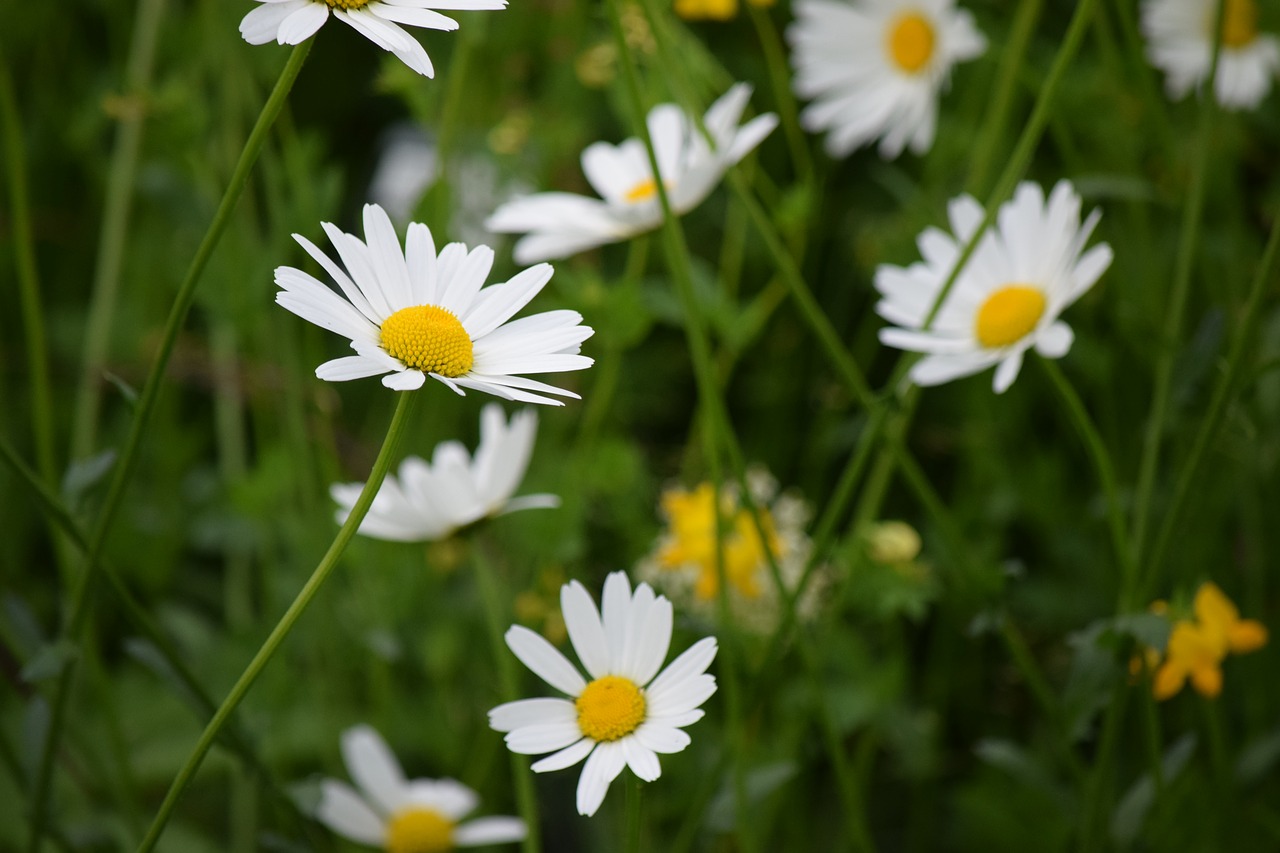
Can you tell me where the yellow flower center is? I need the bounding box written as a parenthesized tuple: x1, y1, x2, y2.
(974, 285, 1046, 348)
(379, 305, 474, 377)
(624, 178, 660, 204)
(323, 0, 373, 8)
(887, 12, 936, 74)
(385, 807, 455, 853)
(1220, 0, 1258, 48)
(575, 676, 646, 742)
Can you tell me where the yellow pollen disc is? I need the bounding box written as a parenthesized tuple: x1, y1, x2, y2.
(1220, 0, 1258, 48)
(323, 0, 373, 9)
(576, 676, 646, 742)
(624, 178, 659, 203)
(379, 305, 474, 377)
(385, 807, 455, 853)
(887, 12, 936, 74)
(974, 285, 1046, 349)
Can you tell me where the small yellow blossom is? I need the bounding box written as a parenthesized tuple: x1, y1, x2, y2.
(1151, 582, 1268, 701)
(674, 0, 774, 21)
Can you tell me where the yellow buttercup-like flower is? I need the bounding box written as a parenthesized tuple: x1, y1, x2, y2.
(1151, 582, 1268, 701)
(674, 0, 775, 22)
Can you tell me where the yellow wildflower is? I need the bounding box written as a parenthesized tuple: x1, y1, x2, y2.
(1152, 582, 1267, 701)
(674, 0, 775, 22)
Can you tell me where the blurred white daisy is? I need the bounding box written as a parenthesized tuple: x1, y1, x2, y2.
(788, 0, 986, 158)
(489, 572, 717, 816)
(485, 84, 777, 263)
(332, 403, 559, 541)
(875, 180, 1113, 393)
(314, 725, 526, 851)
(275, 203, 593, 405)
(1141, 0, 1280, 109)
(239, 0, 507, 78)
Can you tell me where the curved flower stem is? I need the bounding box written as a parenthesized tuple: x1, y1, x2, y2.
(135, 389, 417, 853)
(472, 542, 542, 853)
(1143, 214, 1280, 595)
(1038, 358, 1137, 600)
(26, 42, 311, 853)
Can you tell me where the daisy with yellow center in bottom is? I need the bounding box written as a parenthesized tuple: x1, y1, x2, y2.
(274, 203, 593, 404)
(239, 0, 506, 78)
(787, 0, 986, 158)
(1141, 0, 1280, 109)
(314, 725, 526, 852)
(485, 84, 777, 264)
(875, 180, 1113, 393)
(489, 572, 717, 816)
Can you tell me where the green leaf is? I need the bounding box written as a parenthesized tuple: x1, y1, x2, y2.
(20, 639, 79, 683)
(1110, 734, 1196, 846)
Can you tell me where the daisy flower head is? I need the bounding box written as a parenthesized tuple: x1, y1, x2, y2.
(1141, 0, 1280, 109)
(485, 84, 778, 263)
(875, 180, 1113, 393)
(332, 403, 559, 542)
(275, 203, 594, 404)
(313, 724, 526, 852)
(788, 0, 986, 158)
(239, 0, 507, 78)
(489, 571, 717, 816)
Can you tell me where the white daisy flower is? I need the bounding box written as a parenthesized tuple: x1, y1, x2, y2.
(875, 180, 1113, 393)
(787, 0, 986, 158)
(489, 571, 717, 817)
(275, 203, 593, 405)
(331, 403, 559, 541)
(484, 84, 778, 264)
(238, 0, 507, 78)
(1141, 0, 1280, 109)
(314, 725, 526, 852)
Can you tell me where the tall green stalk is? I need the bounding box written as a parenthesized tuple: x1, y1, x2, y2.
(26, 42, 312, 853)
(136, 389, 418, 852)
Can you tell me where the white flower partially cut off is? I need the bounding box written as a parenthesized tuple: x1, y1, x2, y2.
(489, 572, 717, 816)
(875, 180, 1113, 393)
(1141, 0, 1280, 109)
(332, 403, 559, 542)
(314, 725, 526, 852)
(485, 84, 777, 263)
(275, 203, 593, 405)
(239, 0, 507, 78)
(788, 0, 986, 158)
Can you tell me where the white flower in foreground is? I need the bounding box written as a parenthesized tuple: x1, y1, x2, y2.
(239, 0, 506, 78)
(332, 403, 559, 541)
(314, 725, 525, 852)
(1141, 0, 1280, 109)
(875, 180, 1113, 393)
(489, 572, 717, 816)
(275, 203, 593, 404)
(485, 84, 777, 263)
(788, 0, 986, 158)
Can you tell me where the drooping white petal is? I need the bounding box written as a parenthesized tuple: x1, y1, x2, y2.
(575, 740, 627, 816)
(504, 625, 587, 696)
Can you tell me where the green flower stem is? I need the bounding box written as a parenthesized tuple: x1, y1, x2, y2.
(966, 0, 1042, 197)
(69, 0, 168, 462)
(1141, 687, 1165, 795)
(134, 389, 417, 853)
(1076, 682, 1130, 851)
(472, 542, 542, 853)
(744, 2, 813, 187)
(1039, 359, 1137, 602)
(25, 41, 311, 853)
(605, 4, 754, 849)
(1144, 215, 1280, 594)
(625, 775, 643, 853)
(999, 622, 1088, 782)
(1130, 12, 1223, 579)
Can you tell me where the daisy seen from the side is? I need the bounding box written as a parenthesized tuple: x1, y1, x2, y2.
(313, 725, 526, 852)
(875, 180, 1113, 393)
(485, 84, 777, 263)
(788, 0, 986, 158)
(489, 571, 718, 816)
(331, 403, 558, 541)
(275, 203, 593, 404)
(239, 0, 507, 78)
(1141, 0, 1280, 109)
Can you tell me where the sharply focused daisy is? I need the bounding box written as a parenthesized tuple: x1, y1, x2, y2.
(875, 180, 1113, 393)
(313, 725, 526, 851)
(332, 403, 559, 541)
(485, 84, 777, 263)
(788, 0, 986, 158)
(239, 0, 506, 78)
(1141, 0, 1280, 109)
(275, 203, 593, 404)
(489, 572, 717, 816)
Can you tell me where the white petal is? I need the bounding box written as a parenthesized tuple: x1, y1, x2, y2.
(991, 348, 1026, 394)
(621, 736, 661, 782)
(341, 725, 408, 816)
(277, 2, 329, 43)
(633, 722, 693, 754)
(504, 625, 587, 696)
(576, 741, 626, 816)
(488, 697, 577, 732)
(315, 779, 385, 844)
(382, 369, 427, 390)
(504, 722, 585, 755)
(561, 580, 612, 679)
(1034, 321, 1074, 359)
(644, 637, 717, 701)
(454, 817, 528, 846)
(531, 738, 595, 773)
(400, 778, 479, 821)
